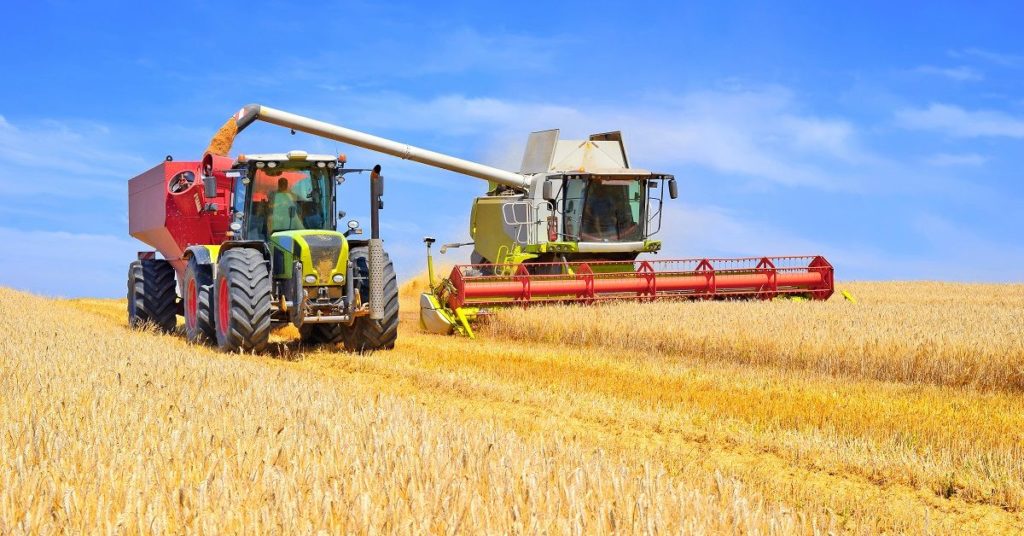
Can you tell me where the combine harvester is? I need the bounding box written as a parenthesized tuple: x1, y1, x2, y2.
(127, 104, 834, 347)
(414, 131, 836, 337)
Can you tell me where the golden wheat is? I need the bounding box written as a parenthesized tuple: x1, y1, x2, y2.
(0, 288, 814, 534)
(10, 279, 1024, 534)
(487, 281, 1024, 391)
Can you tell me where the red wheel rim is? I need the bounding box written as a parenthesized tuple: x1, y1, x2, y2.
(218, 277, 230, 337)
(186, 279, 197, 330)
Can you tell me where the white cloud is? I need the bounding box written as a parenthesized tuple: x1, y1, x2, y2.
(238, 27, 570, 87)
(905, 213, 1024, 281)
(338, 92, 582, 137)
(924, 153, 987, 167)
(948, 47, 1022, 67)
(413, 27, 568, 75)
(895, 103, 1024, 138)
(0, 115, 146, 199)
(914, 65, 983, 81)
(659, 203, 825, 259)
(657, 204, 1024, 282)
(325, 87, 869, 191)
(0, 226, 141, 297)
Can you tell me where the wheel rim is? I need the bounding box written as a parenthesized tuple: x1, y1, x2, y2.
(217, 277, 230, 338)
(186, 278, 197, 331)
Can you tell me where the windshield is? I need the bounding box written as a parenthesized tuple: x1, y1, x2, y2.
(563, 178, 644, 242)
(245, 165, 333, 241)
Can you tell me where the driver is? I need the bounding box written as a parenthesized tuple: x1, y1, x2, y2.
(267, 177, 303, 233)
(581, 185, 617, 240)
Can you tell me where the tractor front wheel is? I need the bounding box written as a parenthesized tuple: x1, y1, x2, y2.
(344, 246, 399, 353)
(214, 249, 272, 352)
(127, 259, 177, 333)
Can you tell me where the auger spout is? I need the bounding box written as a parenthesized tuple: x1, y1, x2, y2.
(207, 104, 532, 189)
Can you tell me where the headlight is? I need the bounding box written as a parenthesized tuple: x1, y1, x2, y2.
(304, 275, 317, 284)
(332, 274, 344, 284)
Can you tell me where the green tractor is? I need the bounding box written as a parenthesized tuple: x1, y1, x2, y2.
(127, 146, 399, 353)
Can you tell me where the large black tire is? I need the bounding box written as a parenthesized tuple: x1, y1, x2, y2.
(345, 246, 399, 353)
(127, 259, 177, 333)
(214, 249, 272, 352)
(183, 257, 216, 344)
(298, 323, 346, 346)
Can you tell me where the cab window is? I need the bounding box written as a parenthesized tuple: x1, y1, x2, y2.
(245, 165, 332, 240)
(563, 178, 645, 242)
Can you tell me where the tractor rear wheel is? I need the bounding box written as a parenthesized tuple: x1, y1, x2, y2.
(214, 248, 272, 352)
(298, 323, 346, 346)
(183, 257, 216, 343)
(344, 246, 399, 353)
(127, 259, 177, 333)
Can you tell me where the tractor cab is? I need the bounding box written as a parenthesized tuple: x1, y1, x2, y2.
(214, 150, 363, 305)
(228, 151, 341, 242)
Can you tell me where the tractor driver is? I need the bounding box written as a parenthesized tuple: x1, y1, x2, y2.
(267, 177, 304, 233)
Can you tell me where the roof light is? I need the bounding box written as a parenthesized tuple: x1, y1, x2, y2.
(286, 150, 308, 160)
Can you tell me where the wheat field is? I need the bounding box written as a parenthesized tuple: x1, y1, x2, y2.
(2, 279, 1023, 534)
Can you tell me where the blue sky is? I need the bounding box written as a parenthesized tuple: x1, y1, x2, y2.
(1, 1, 1022, 296)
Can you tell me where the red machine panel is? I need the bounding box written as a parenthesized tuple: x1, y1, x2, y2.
(128, 160, 232, 275)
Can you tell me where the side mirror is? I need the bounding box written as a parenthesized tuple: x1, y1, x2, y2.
(668, 178, 678, 200)
(344, 219, 363, 237)
(542, 180, 558, 201)
(203, 175, 217, 199)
